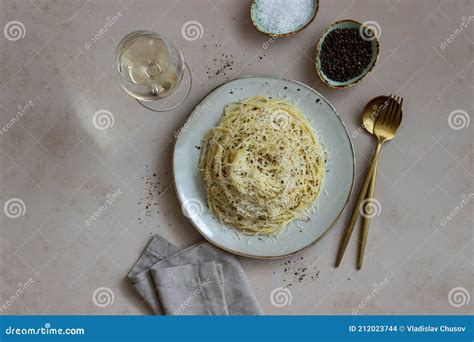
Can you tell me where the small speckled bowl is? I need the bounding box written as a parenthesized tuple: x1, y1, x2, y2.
(315, 19, 380, 89)
(250, 0, 319, 38)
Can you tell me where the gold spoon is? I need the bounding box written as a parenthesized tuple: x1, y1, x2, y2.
(336, 95, 403, 268)
(358, 96, 392, 269)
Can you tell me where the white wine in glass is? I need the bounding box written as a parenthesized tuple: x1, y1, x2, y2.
(116, 31, 190, 110)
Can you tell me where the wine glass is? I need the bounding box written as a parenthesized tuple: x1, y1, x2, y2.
(116, 30, 192, 111)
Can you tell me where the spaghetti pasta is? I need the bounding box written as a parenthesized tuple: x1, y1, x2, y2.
(200, 96, 325, 235)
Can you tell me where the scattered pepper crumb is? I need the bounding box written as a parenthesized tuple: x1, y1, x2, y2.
(281, 256, 320, 287)
(137, 166, 172, 221)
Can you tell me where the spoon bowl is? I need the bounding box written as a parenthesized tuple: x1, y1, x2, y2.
(362, 96, 391, 134)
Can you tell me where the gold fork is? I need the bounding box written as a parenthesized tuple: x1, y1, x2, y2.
(336, 95, 403, 268)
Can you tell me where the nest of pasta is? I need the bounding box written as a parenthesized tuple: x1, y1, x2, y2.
(200, 96, 325, 235)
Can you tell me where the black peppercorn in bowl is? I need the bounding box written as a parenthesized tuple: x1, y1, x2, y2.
(315, 19, 380, 89)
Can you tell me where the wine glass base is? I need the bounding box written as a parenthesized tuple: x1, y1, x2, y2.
(136, 62, 192, 112)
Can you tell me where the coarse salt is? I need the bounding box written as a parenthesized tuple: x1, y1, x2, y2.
(255, 0, 315, 34)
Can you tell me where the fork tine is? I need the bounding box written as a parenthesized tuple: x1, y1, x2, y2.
(393, 97, 403, 128)
(388, 95, 401, 124)
(377, 96, 391, 126)
(386, 94, 394, 117)
(387, 96, 403, 131)
(387, 95, 399, 121)
(379, 95, 396, 126)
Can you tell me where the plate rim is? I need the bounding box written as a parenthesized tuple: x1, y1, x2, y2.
(172, 74, 355, 259)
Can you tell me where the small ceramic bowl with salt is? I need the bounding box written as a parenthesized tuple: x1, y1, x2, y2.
(251, 0, 319, 38)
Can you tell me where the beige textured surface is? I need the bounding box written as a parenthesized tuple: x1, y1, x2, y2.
(0, 0, 472, 315)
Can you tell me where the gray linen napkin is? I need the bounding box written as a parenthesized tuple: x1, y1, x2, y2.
(128, 235, 263, 315)
(128, 235, 180, 314)
(153, 261, 228, 315)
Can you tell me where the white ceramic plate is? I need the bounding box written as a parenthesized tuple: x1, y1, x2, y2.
(173, 75, 354, 258)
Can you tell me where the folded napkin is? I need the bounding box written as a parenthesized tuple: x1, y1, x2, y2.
(128, 235, 263, 315)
